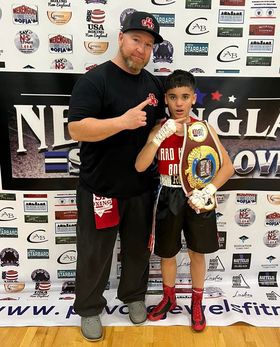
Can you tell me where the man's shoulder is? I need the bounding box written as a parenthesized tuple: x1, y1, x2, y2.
(84, 61, 110, 78)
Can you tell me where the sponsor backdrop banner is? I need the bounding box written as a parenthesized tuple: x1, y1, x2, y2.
(0, 0, 279, 327)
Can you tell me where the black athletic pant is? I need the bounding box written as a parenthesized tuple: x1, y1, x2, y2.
(73, 184, 153, 317)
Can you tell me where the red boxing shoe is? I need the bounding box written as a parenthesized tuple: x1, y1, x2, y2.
(191, 288, 206, 332)
(148, 285, 177, 321)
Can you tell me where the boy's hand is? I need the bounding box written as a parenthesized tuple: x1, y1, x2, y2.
(152, 119, 177, 147)
(188, 183, 217, 212)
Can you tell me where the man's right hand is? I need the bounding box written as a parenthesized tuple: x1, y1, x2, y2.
(120, 98, 151, 130)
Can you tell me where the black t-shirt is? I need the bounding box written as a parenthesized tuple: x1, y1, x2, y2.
(68, 61, 164, 198)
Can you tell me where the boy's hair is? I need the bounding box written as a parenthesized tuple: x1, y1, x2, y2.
(164, 69, 196, 92)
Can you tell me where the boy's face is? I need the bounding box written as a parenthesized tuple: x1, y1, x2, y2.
(165, 86, 197, 120)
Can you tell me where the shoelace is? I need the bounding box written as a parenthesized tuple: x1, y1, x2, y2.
(192, 300, 203, 321)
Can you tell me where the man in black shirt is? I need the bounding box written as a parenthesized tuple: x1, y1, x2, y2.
(68, 11, 164, 341)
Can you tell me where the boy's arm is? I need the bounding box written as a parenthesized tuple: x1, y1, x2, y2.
(135, 118, 179, 172)
(188, 124, 234, 211)
(208, 124, 235, 189)
(135, 125, 161, 172)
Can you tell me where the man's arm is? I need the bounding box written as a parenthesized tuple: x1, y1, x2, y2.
(68, 99, 151, 142)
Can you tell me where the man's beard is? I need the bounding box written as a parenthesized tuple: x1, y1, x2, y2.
(120, 46, 148, 73)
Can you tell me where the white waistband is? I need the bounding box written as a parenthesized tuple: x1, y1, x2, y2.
(160, 175, 181, 188)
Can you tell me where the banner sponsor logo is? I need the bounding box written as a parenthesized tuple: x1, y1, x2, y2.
(55, 236, 76, 244)
(0, 248, 19, 267)
(24, 194, 48, 198)
(55, 222, 76, 234)
(31, 281, 51, 298)
(235, 208, 256, 227)
(2, 269, 18, 281)
(247, 39, 273, 53)
(55, 194, 76, 206)
(217, 45, 240, 62)
(61, 280, 75, 294)
(217, 27, 243, 37)
(24, 215, 48, 223)
(186, 17, 209, 35)
(263, 230, 280, 248)
(236, 193, 257, 205)
(86, 9, 108, 38)
(57, 250, 76, 264)
(153, 40, 173, 63)
(208, 256, 225, 271)
(47, 11, 72, 25)
(218, 9, 244, 24)
(185, 0, 211, 9)
(184, 42, 208, 56)
(232, 274, 250, 288)
(27, 249, 50, 259)
(23, 200, 48, 213)
(27, 229, 48, 243)
(0, 193, 16, 201)
(12, 5, 38, 25)
(84, 63, 98, 71)
(216, 193, 229, 204)
(220, 0, 245, 5)
(152, 13, 175, 27)
(48, 0, 71, 8)
(265, 212, 280, 226)
(3, 282, 25, 293)
(216, 69, 240, 73)
(0, 207, 16, 221)
(49, 34, 73, 53)
(50, 58, 73, 70)
(14, 30, 39, 53)
(31, 269, 50, 282)
(262, 255, 278, 269)
(57, 269, 76, 278)
(0, 227, 18, 238)
(218, 231, 227, 249)
(249, 24, 275, 35)
(232, 290, 253, 299)
(84, 41, 108, 54)
(55, 210, 77, 220)
(250, 1, 277, 19)
(266, 291, 280, 300)
(258, 271, 278, 287)
(189, 67, 205, 73)
(152, 0, 176, 5)
(246, 56, 272, 66)
(205, 274, 223, 283)
(234, 235, 252, 250)
(232, 253, 251, 269)
(267, 194, 280, 205)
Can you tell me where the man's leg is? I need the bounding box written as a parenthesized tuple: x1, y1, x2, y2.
(117, 190, 153, 324)
(74, 184, 118, 340)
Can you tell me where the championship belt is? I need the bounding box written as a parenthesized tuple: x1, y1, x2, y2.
(179, 121, 222, 212)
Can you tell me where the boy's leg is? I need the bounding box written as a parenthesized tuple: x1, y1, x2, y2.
(148, 257, 177, 321)
(188, 250, 206, 332)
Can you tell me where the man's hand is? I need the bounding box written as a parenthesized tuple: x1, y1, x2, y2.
(120, 98, 151, 130)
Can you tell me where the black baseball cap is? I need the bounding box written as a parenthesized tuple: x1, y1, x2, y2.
(121, 11, 163, 44)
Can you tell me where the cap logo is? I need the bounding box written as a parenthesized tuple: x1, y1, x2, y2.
(141, 17, 154, 30)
